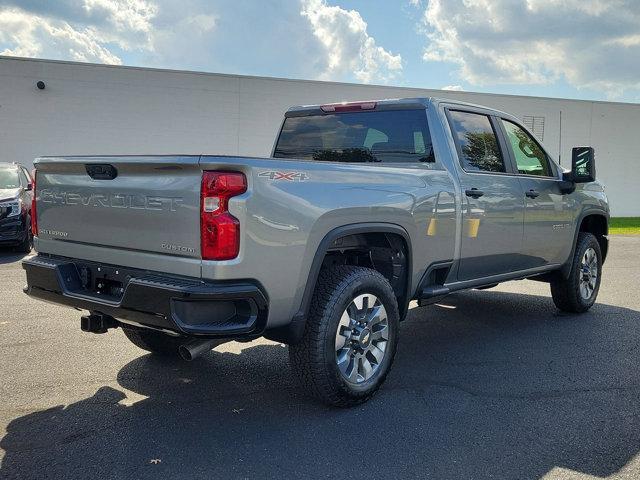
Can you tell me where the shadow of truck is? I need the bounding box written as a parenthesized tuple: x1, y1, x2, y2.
(1, 290, 639, 479)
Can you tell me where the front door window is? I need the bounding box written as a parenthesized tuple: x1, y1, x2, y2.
(501, 119, 552, 177)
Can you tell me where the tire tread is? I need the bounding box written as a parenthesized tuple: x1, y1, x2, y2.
(289, 265, 398, 407)
(551, 232, 601, 313)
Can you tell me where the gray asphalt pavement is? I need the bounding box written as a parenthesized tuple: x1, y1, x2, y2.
(1, 237, 640, 480)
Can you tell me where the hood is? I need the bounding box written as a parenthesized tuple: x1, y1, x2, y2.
(0, 188, 20, 202)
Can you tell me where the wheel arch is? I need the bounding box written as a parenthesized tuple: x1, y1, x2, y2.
(265, 223, 412, 344)
(579, 213, 608, 261)
(560, 211, 609, 279)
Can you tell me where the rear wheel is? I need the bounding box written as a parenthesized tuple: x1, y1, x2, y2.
(289, 265, 399, 407)
(551, 232, 602, 313)
(122, 327, 183, 356)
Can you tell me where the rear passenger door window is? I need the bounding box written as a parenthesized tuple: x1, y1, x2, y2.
(501, 119, 552, 177)
(448, 111, 506, 173)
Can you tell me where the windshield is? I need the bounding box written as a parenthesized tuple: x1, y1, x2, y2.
(0, 169, 20, 189)
(273, 109, 434, 164)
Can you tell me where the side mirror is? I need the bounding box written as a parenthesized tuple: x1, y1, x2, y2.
(570, 146, 596, 183)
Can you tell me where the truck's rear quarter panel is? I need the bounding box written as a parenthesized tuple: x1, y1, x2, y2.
(200, 155, 456, 328)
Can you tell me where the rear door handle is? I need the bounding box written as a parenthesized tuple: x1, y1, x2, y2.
(525, 189, 540, 199)
(465, 188, 484, 199)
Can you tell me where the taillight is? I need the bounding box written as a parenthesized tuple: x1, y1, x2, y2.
(200, 171, 246, 260)
(31, 169, 38, 236)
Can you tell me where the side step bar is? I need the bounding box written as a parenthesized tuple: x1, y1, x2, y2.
(417, 285, 450, 307)
(420, 286, 450, 297)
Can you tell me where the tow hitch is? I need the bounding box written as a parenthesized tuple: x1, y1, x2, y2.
(80, 313, 118, 334)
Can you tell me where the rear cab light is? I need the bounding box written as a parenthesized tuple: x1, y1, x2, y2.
(200, 171, 247, 260)
(320, 101, 377, 113)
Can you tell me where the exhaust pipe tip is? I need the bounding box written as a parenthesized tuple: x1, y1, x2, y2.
(178, 344, 195, 361)
(178, 338, 221, 361)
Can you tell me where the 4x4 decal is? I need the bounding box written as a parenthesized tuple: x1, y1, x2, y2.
(258, 171, 309, 182)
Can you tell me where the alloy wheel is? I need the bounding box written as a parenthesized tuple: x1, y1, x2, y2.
(334, 293, 389, 384)
(579, 247, 598, 300)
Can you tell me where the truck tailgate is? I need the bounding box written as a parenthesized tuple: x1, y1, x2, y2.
(34, 156, 202, 275)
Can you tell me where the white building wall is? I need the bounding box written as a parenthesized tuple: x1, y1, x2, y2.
(1, 56, 637, 216)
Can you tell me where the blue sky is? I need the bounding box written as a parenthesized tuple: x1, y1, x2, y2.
(0, 0, 638, 103)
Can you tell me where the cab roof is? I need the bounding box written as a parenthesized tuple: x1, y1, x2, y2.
(284, 97, 514, 120)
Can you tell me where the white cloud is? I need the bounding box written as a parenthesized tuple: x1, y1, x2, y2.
(0, 8, 122, 64)
(441, 84, 463, 91)
(301, 0, 403, 83)
(0, 0, 401, 85)
(0, 0, 158, 64)
(81, 0, 157, 50)
(419, 0, 640, 98)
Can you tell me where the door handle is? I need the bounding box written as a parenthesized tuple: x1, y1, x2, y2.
(465, 188, 484, 199)
(525, 189, 540, 199)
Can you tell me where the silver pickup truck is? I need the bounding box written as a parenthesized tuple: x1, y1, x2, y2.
(23, 97, 609, 406)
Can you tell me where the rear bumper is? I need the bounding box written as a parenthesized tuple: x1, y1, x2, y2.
(22, 255, 268, 338)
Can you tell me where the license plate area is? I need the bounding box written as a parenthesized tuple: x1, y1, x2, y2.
(75, 263, 129, 300)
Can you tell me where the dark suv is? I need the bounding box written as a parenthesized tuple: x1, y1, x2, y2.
(0, 163, 33, 252)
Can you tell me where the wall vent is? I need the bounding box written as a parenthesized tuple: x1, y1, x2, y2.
(523, 115, 545, 141)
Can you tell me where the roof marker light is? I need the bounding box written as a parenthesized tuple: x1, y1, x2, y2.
(320, 101, 377, 113)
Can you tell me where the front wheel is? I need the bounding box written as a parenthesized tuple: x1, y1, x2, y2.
(16, 227, 32, 253)
(289, 266, 399, 407)
(551, 232, 602, 313)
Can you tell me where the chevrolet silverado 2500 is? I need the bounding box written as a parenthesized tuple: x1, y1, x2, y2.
(23, 97, 609, 406)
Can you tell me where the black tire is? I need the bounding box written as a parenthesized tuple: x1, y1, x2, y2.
(289, 265, 399, 407)
(15, 231, 32, 253)
(122, 327, 183, 356)
(551, 232, 602, 313)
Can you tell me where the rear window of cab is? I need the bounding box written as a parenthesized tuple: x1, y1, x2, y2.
(274, 109, 435, 164)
